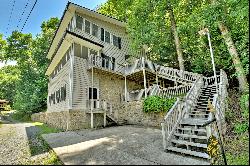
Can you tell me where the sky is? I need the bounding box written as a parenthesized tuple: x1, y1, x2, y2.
(0, 0, 107, 68)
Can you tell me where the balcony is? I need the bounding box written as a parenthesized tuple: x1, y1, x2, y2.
(87, 54, 124, 78)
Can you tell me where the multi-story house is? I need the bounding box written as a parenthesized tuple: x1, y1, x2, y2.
(32, 2, 228, 160)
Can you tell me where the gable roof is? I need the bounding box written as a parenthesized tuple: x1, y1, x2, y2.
(47, 2, 126, 60)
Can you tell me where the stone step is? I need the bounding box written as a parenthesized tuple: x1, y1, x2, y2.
(171, 139, 208, 148)
(167, 147, 209, 159)
(174, 133, 208, 140)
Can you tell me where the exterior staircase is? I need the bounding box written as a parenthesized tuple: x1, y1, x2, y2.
(166, 85, 216, 159)
(161, 69, 228, 161)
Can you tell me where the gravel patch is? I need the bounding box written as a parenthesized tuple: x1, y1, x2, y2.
(0, 115, 57, 165)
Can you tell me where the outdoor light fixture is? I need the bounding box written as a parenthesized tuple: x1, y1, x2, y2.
(198, 28, 218, 94)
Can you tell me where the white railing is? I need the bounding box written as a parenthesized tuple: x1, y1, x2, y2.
(203, 75, 220, 86)
(161, 76, 204, 149)
(157, 66, 201, 83)
(161, 98, 182, 149)
(158, 84, 192, 98)
(209, 69, 228, 139)
(88, 54, 124, 74)
(181, 77, 204, 117)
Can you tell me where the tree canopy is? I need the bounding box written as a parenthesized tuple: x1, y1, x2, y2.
(0, 17, 59, 113)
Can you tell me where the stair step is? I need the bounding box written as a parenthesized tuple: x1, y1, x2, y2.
(189, 113, 209, 117)
(180, 119, 208, 126)
(174, 133, 208, 140)
(177, 127, 206, 133)
(167, 147, 209, 159)
(171, 139, 208, 148)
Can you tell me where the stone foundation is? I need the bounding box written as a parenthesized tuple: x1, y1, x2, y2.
(116, 101, 165, 128)
(32, 101, 165, 130)
(31, 110, 105, 130)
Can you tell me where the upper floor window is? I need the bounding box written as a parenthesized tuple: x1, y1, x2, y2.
(85, 20, 90, 34)
(76, 15, 83, 30)
(92, 23, 98, 38)
(105, 31, 110, 43)
(101, 28, 104, 41)
(113, 35, 121, 49)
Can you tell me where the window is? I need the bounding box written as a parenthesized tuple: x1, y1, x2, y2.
(113, 35, 119, 47)
(118, 37, 121, 49)
(92, 23, 98, 37)
(101, 28, 104, 41)
(125, 54, 130, 60)
(105, 31, 110, 43)
(101, 53, 115, 70)
(74, 43, 81, 57)
(111, 57, 115, 70)
(113, 35, 121, 49)
(82, 46, 88, 59)
(76, 15, 83, 30)
(88, 88, 98, 99)
(85, 20, 90, 34)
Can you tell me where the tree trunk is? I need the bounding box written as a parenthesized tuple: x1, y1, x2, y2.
(168, 4, 185, 71)
(218, 22, 248, 92)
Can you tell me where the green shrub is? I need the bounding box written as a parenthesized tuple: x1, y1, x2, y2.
(240, 93, 249, 119)
(143, 96, 176, 113)
(234, 122, 248, 134)
(11, 111, 32, 122)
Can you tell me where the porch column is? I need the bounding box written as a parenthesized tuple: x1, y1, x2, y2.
(143, 57, 147, 98)
(124, 63, 127, 101)
(91, 58, 94, 129)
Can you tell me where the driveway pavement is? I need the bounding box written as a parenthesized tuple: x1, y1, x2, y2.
(42, 125, 209, 165)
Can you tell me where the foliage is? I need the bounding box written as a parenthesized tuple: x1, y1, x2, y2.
(0, 65, 20, 105)
(143, 95, 176, 113)
(11, 111, 32, 122)
(32, 122, 62, 134)
(25, 121, 62, 165)
(98, 0, 249, 87)
(0, 17, 59, 114)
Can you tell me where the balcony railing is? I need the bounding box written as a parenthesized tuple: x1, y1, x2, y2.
(88, 54, 124, 74)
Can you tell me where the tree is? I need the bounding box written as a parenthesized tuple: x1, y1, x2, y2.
(166, 1, 185, 70)
(1, 18, 60, 113)
(0, 65, 20, 104)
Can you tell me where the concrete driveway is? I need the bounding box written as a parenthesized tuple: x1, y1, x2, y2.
(42, 125, 209, 165)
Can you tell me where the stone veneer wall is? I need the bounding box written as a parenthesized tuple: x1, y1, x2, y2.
(31, 110, 105, 130)
(97, 71, 143, 108)
(115, 101, 165, 128)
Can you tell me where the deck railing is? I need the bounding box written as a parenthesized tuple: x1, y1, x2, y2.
(157, 66, 201, 83)
(88, 54, 124, 74)
(158, 84, 192, 99)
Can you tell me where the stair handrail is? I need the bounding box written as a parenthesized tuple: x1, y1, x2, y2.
(158, 84, 192, 98)
(181, 76, 204, 117)
(161, 97, 182, 149)
(161, 76, 204, 149)
(157, 65, 202, 83)
(210, 69, 228, 139)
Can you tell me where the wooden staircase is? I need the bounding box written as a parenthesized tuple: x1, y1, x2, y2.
(166, 85, 216, 159)
(161, 69, 228, 161)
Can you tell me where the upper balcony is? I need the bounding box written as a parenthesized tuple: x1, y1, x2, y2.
(87, 54, 125, 78)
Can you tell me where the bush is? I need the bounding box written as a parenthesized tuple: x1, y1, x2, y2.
(143, 96, 177, 113)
